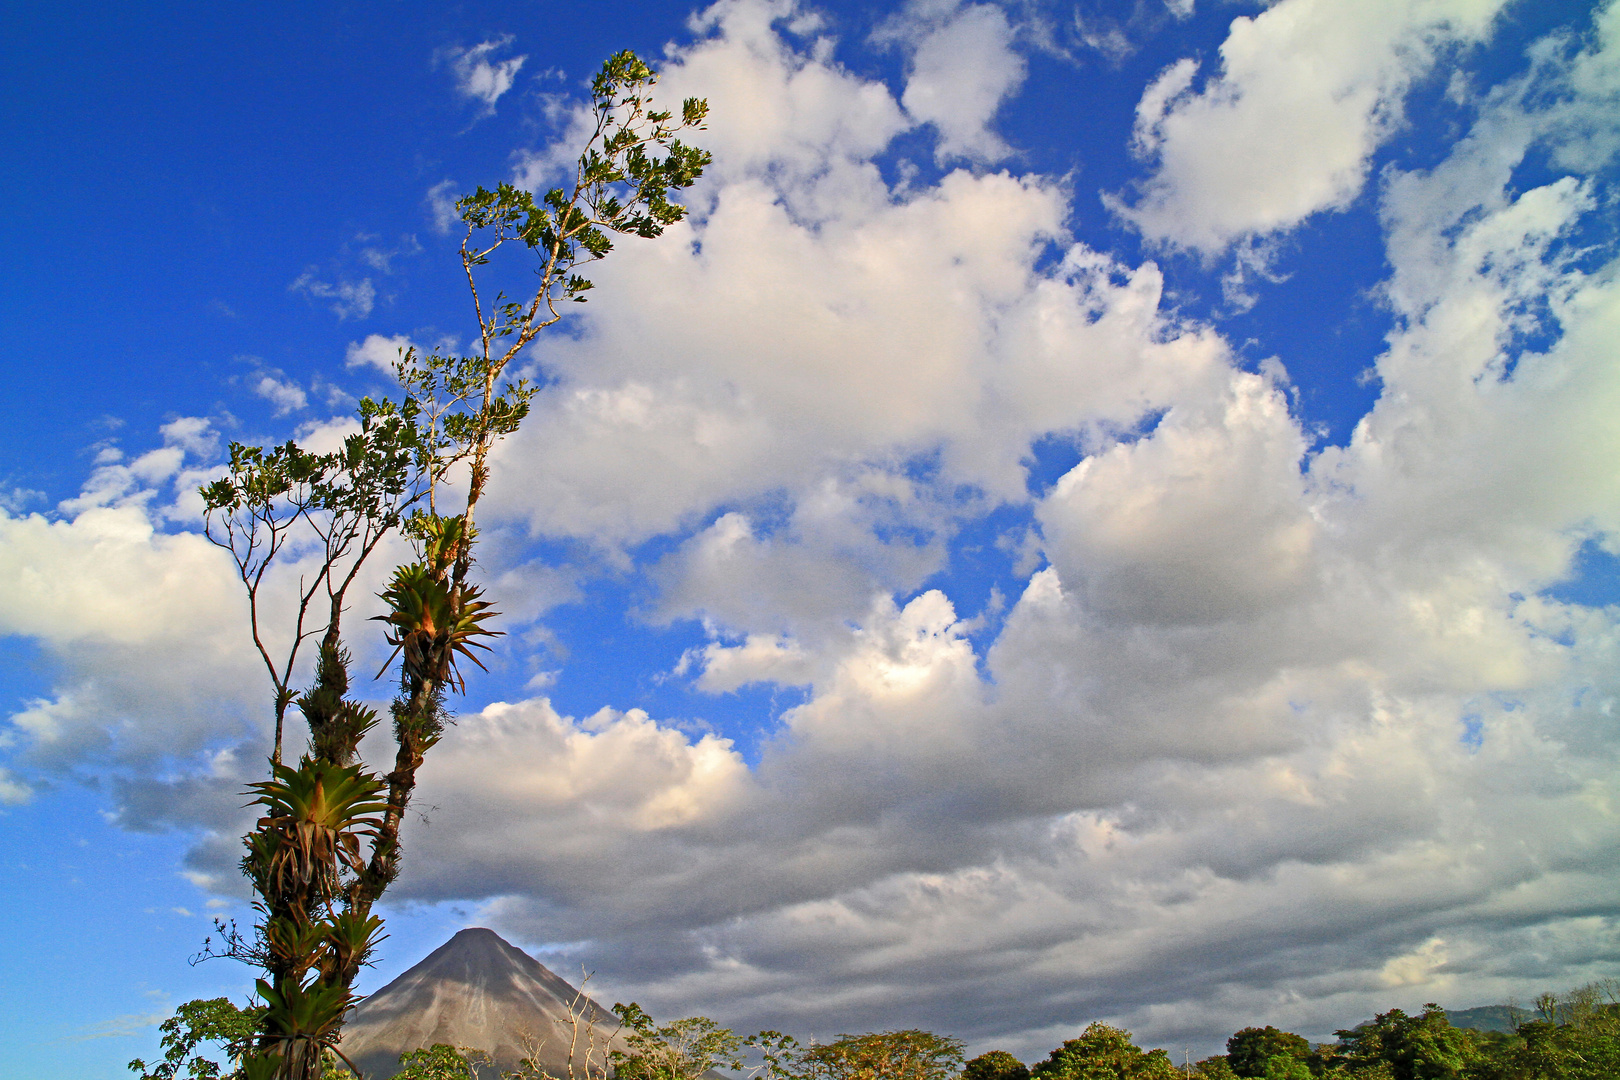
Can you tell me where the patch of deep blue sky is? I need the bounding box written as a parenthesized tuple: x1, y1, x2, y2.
(0, 0, 1585, 478)
(0, 792, 251, 1077)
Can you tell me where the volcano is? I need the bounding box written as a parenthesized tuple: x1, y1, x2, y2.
(337, 927, 629, 1079)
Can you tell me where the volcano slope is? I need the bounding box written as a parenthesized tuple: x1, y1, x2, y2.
(337, 927, 629, 1079)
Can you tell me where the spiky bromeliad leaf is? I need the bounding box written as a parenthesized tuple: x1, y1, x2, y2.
(372, 564, 501, 691)
(237, 1051, 285, 1080)
(253, 976, 362, 1079)
(264, 915, 329, 973)
(320, 909, 387, 979)
(244, 759, 387, 900)
(406, 513, 474, 579)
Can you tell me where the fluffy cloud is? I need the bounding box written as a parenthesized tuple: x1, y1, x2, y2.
(426, 180, 462, 235)
(488, 162, 1083, 548)
(345, 332, 416, 374)
(0, 766, 31, 805)
(442, 36, 528, 111)
(879, 1, 1028, 162)
(1038, 369, 1315, 625)
(683, 631, 816, 693)
(1113, 0, 1510, 253)
(289, 271, 376, 320)
(0, 413, 407, 783)
(0, 442, 258, 772)
(254, 373, 308, 415)
(490, 1, 1219, 554)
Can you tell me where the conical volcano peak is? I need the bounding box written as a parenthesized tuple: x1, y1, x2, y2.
(443, 926, 510, 949)
(338, 928, 625, 1079)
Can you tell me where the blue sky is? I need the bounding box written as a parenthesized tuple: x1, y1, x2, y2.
(2, 0, 1619, 1076)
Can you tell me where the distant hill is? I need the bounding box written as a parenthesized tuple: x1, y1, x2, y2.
(337, 927, 630, 1079)
(1443, 1005, 1527, 1034)
(1336, 1003, 1526, 1040)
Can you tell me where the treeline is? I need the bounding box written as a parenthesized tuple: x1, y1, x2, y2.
(986, 983, 1620, 1080)
(131, 981, 1620, 1080)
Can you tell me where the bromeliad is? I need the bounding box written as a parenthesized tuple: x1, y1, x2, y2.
(373, 527, 502, 693)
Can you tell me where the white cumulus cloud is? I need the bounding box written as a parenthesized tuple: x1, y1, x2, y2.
(878, 0, 1028, 162)
(443, 36, 528, 111)
(254, 373, 307, 415)
(1113, 0, 1511, 254)
(345, 333, 416, 374)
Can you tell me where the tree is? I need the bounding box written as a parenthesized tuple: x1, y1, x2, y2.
(130, 998, 268, 1080)
(962, 1050, 1031, 1080)
(1225, 1028, 1311, 1080)
(1030, 1023, 1179, 1080)
(748, 1030, 810, 1080)
(200, 418, 422, 770)
(393, 1044, 492, 1080)
(194, 49, 709, 1080)
(1331, 1006, 1477, 1080)
(611, 1003, 745, 1080)
(797, 1030, 966, 1080)
(1473, 981, 1620, 1080)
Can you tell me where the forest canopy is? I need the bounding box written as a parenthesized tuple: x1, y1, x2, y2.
(135, 979, 1620, 1080)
